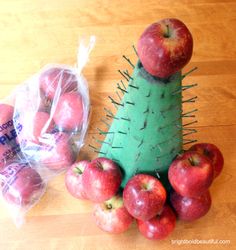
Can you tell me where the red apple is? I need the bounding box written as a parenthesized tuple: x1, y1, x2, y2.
(17, 111, 55, 145)
(168, 151, 214, 198)
(170, 190, 211, 221)
(53, 92, 84, 132)
(0, 144, 15, 169)
(189, 143, 224, 178)
(39, 132, 77, 171)
(137, 205, 176, 240)
(93, 195, 134, 234)
(0, 146, 9, 169)
(82, 157, 122, 203)
(14, 86, 51, 114)
(39, 67, 77, 100)
(0, 103, 14, 133)
(0, 104, 16, 146)
(137, 18, 193, 78)
(123, 174, 166, 221)
(65, 160, 89, 199)
(38, 96, 52, 113)
(0, 104, 19, 167)
(0, 162, 45, 207)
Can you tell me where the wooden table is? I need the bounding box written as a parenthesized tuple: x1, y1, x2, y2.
(0, 0, 235, 249)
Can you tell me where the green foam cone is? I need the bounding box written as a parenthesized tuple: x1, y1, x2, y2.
(99, 61, 183, 188)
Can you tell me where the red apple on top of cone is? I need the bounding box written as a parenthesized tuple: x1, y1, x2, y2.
(137, 18, 193, 78)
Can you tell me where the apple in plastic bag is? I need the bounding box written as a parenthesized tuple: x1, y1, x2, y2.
(38, 96, 52, 113)
(65, 160, 89, 199)
(17, 111, 55, 145)
(0, 103, 14, 131)
(0, 144, 15, 169)
(0, 146, 10, 169)
(14, 84, 52, 115)
(39, 132, 77, 171)
(0, 162, 45, 207)
(0, 104, 19, 168)
(53, 92, 84, 132)
(39, 67, 78, 100)
(0, 104, 16, 145)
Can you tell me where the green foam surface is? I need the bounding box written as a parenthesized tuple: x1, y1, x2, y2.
(99, 61, 183, 188)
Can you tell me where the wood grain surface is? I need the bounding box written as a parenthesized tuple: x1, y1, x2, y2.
(0, 0, 236, 249)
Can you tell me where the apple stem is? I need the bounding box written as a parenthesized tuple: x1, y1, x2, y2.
(164, 25, 170, 38)
(188, 157, 198, 166)
(142, 182, 151, 191)
(106, 204, 112, 209)
(74, 167, 83, 175)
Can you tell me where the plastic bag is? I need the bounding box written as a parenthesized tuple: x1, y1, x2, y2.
(0, 36, 95, 227)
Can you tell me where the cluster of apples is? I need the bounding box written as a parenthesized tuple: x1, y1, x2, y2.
(15, 66, 85, 170)
(65, 142, 223, 240)
(0, 66, 87, 210)
(65, 158, 131, 234)
(169, 143, 224, 222)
